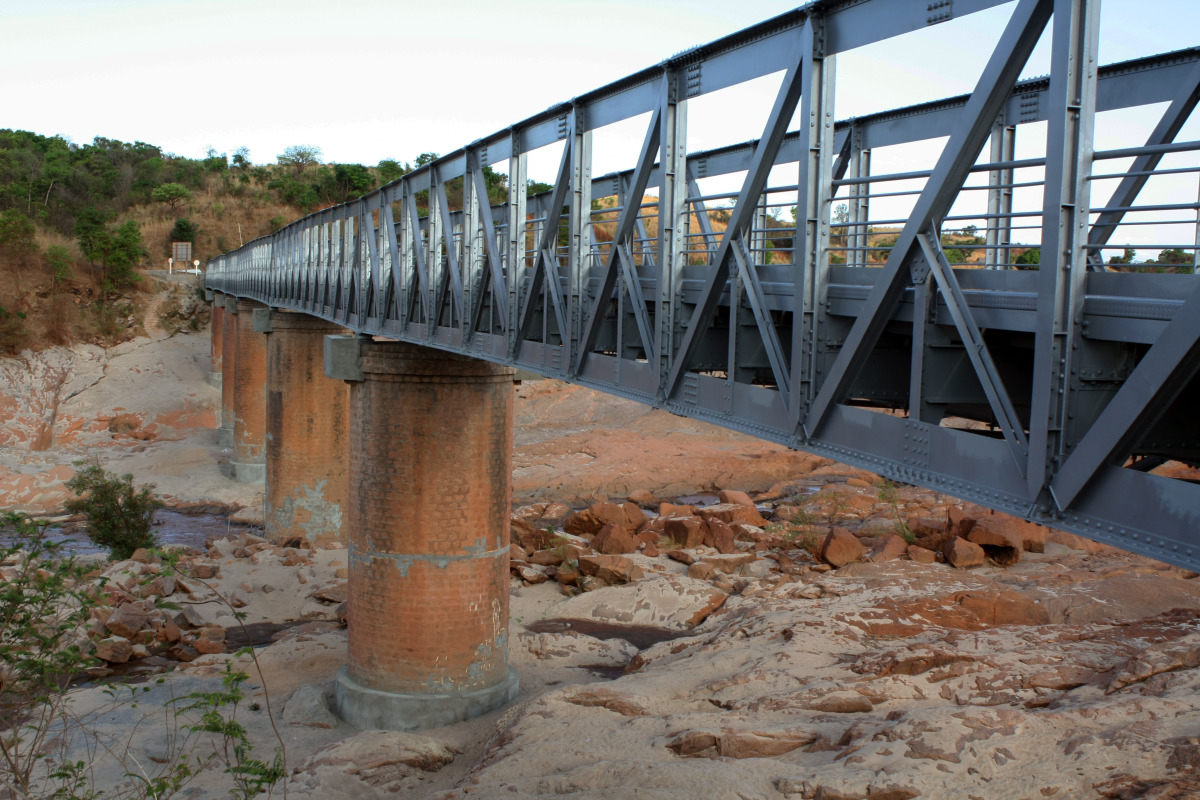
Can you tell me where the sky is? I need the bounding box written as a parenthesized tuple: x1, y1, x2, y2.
(2, 0, 1199, 254)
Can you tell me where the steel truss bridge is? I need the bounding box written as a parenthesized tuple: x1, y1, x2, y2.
(207, 0, 1200, 573)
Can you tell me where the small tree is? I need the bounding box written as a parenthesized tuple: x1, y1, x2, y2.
(0, 513, 100, 797)
(170, 218, 199, 246)
(151, 182, 192, 211)
(44, 244, 73, 286)
(1108, 247, 1136, 265)
(0, 209, 37, 291)
(277, 144, 322, 173)
(1014, 247, 1040, 269)
(64, 463, 163, 560)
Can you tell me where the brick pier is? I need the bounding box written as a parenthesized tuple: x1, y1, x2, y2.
(330, 339, 519, 731)
(259, 310, 349, 547)
(217, 296, 237, 448)
(228, 298, 267, 483)
(208, 293, 223, 389)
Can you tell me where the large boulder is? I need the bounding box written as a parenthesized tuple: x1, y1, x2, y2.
(591, 523, 640, 555)
(564, 501, 645, 536)
(818, 527, 865, 568)
(697, 502, 768, 528)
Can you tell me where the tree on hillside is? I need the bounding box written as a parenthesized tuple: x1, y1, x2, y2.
(1108, 248, 1136, 265)
(151, 182, 192, 211)
(278, 144, 322, 173)
(0, 209, 37, 290)
(74, 210, 146, 300)
(232, 146, 251, 170)
(1156, 247, 1192, 265)
(377, 159, 406, 184)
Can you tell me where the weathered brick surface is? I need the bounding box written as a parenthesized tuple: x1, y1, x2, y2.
(210, 300, 223, 373)
(265, 313, 349, 547)
(232, 299, 267, 463)
(346, 341, 515, 695)
(220, 302, 237, 432)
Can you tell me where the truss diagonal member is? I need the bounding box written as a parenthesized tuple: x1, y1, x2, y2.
(405, 187, 433, 327)
(540, 246, 570, 344)
(361, 199, 381, 322)
(917, 232, 1029, 472)
(803, 0, 1052, 439)
(732, 238, 791, 403)
(685, 178, 717, 257)
(381, 197, 402, 324)
(1050, 284, 1200, 510)
(435, 180, 466, 322)
(518, 129, 575, 348)
(664, 29, 806, 401)
(1087, 58, 1200, 269)
(576, 105, 663, 372)
(617, 242, 657, 362)
(471, 156, 509, 323)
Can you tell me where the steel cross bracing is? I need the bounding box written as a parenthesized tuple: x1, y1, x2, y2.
(207, 0, 1200, 573)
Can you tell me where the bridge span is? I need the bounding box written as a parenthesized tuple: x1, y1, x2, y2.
(206, 0, 1200, 730)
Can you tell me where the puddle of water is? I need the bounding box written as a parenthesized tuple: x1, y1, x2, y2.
(2, 511, 251, 557)
(676, 494, 719, 507)
(525, 618, 693, 650)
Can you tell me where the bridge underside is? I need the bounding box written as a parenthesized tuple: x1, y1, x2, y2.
(207, 0, 1200, 573)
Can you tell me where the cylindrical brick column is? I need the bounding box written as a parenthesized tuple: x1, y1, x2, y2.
(230, 299, 268, 483)
(217, 296, 237, 448)
(208, 295, 224, 389)
(334, 340, 519, 731)
(264, 312, 350, 547)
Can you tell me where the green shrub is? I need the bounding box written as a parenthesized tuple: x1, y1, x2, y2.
(64, 463, 163, 560)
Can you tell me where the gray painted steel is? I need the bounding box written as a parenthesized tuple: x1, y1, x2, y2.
(206, 0, 1200, 573)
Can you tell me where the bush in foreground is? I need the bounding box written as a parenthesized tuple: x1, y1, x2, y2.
(64, 463, 163, 560)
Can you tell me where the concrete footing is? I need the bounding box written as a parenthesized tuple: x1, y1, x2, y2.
(333, 666, 519, 731)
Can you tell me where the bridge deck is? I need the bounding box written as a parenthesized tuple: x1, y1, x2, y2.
(207, 0, 1200, 572)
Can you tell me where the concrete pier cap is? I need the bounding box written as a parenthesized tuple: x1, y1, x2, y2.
(329, 337, 519, 731)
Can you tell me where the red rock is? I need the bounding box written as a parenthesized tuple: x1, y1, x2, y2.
(95, 636, 133, 663)
(659, 502, 698, 518)
(564, 501, 644, 536)
(510, 517, 558, 551)
(666, 549, 697, 565)
(1046, 529, 1113, 554)
(845, 477, 874, 489)
(688, 562, 718, 580)
(539, 502, 572, 523)
(626, 489, 658, 507)
(698, 553, 757, 574)
(578, 554, 644, 584)
(665, 516, 705, 548)
(189, 563, 220, 580)
(592, 524, 640, 555)
(908, 545, 936, 564)
(966, 523, 1022, 566)
(555, 563, 580, 585)
(869, 534, 909, 563)
(703, 519, 737, 554)
(698, 503, 768, 528)
(943, 536, 985, 569)
(818, 527, 865, 567)
(717, 489, 755, 507)
(193, 637, 225, 655)
(642, 543, 660, 558)
(947, 506, 978, 538)
(105, 603, 149, 639)
(130, 548, 154, 564)
(156, 616, 182, 643)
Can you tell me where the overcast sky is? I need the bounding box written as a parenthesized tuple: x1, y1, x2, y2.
(3, 0, 1198, 172)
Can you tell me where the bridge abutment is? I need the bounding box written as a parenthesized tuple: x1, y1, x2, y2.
(217, 296, 237, 448)
(261, 311, 350, 547)
(331, 339, 519, 731)
(227, 298, 267, 483)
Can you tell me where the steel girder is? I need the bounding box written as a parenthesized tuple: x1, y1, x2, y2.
(208, 0, 1200, 573)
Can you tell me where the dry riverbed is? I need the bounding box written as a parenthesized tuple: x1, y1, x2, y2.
(2, 330, 1199, 799)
